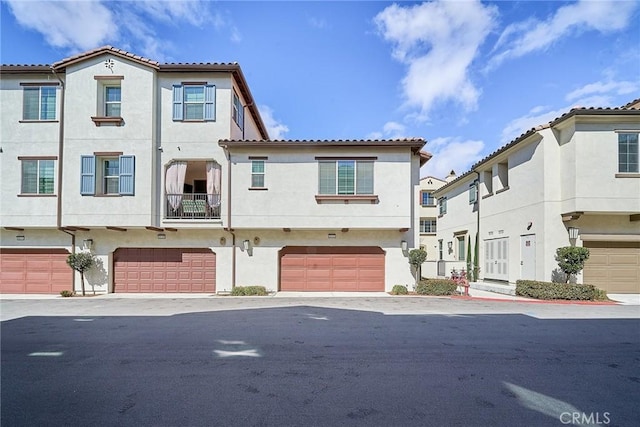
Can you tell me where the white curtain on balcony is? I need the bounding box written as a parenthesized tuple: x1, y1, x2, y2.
(206, 161, 221, 207)
(166, 161, 187, 210)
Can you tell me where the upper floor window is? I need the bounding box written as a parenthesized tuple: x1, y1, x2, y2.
(469, 181, 478, 204)
(21, 158, 55, 194)
(22, 85, 56, 121)
(421, 191, 435, 206)
(618, 133, 639, 173)
(420, 218, 437, 233)
(80, 154, 135, 196)
(172, 84, 215, 121)
(251, 160, 265, 188)
(318, 160, 373, 195)
(438, 197, 447, 215)
(104, 86, 121, 117)
(232, 90, 244, 129)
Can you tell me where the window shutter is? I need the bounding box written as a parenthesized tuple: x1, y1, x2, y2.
(80, 155, 96, 195)
(238, 99, 244, 129)
(172, 85, 183, 121)
(204, 85, 215, 121)
(119, 155, 135, 195)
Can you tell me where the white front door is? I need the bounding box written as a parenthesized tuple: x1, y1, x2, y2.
(485, 238, 509, 281)
(520, 234, 536, 280)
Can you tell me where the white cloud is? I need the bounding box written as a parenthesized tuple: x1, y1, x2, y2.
(489, 0, 639, 69)
(308, 17, 327, 30)
(420, 137, 484, 179)
(367, 121, 408, 140)
(500, 106, 566, 144)
(374, 0, 498, 120)
(258, 105, 289, 140)
(5, 0, 116, 51)
(566, 80, 640, 103)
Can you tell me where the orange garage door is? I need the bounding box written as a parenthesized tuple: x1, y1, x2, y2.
(114, 248, 215, 293)
(280, 247, 385, 291)
(0, 249, 72, 294)
(583, 241, 640, 293)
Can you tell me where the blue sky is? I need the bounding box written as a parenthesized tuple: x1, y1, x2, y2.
(2, 0, 639, 179)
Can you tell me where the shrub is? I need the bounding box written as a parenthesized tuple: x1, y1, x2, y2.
(391, 285, 408, 295)
(408, 249, 427, 288)
(516, 280, 607, 301)
(60, 290, 74, 297)
(231, 286, 268, 296)
(416, 278, 457, 296)
(555, 246, 590, 283)
(66, 252, 96, 296)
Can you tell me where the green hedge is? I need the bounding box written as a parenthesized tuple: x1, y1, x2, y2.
(391, 285, 408, 295)
(516, 280, 608, 301)
(231, 286, 268, 296)
(416, 279, 457, 296)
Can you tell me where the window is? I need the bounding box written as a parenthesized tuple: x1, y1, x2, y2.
(457, 236, 465, 261)
(438, 197, 447, 215)
(421, 191, 435, 206)
(619, 133, 639, 173)
(21, 159, 55, 194)
(104, 86, 121, 117)
(23, 86, 56, 120)
(251, 160, 265, 188)
(232, 90, 244, 128)
(80, 155, 135, 195)
(469, 181, 478, 204)
(420, 218, 436, 233)
(318, 160, 373, 195)
(172, 84, 215, 121)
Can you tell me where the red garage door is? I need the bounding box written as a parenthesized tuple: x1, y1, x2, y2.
(0, 249, 72, 294)
(114, 248, 215, 293)
(280, 247, 385, 291)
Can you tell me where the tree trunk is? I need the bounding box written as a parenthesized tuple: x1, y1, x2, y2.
(80, 273, 86, 296)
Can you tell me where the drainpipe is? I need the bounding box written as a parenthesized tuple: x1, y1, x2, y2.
(475, 171, 481, 282)
(51, 67, 76, 292)
(222, 145, 236, 290)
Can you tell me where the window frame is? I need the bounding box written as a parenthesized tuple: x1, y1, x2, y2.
(618, 132, 639, 173)
(419, 218, 437, 234)
(251, 160, 265, 188)
(457, 236, 465, 261)
(80, 154, 135, 196)
(421, 191, 435, 206)
(232, 90, 244, 129)
(104, 85, 121, 118)
(21, 84, 57, 121)
(172, 83, 216, 122)
(438, 197, 447, 215)
(318, 159, 374, 196)
(20, 157, 56, 195)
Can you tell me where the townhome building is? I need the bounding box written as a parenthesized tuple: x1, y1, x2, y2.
(0, 46, 428, 294)
(417, 175, 446, 277)
(433, 100, 640, 294)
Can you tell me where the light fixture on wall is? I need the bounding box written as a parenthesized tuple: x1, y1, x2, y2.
(220, 237, 226, 246)
(157, 233, 166, 240)
(328, 233, 336, 239)
(243, 239, 250, 251)
(83, 238, 94, 250)
(16, 235, 25, 241)
(447, 241, 453, 250)
(568, 227, 579, 240)
(401, 240, 408, 252)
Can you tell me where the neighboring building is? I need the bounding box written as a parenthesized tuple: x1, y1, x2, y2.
(417, 175, 446, 277)
(0, 46, 428, 294)
(433, 100, 640, 293)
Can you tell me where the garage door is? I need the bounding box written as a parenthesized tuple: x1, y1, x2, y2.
(583, 242, 640, 293)
(114, 248, 215, 293)
(0, 249, 72, 294)
(280, 247, 385, 292)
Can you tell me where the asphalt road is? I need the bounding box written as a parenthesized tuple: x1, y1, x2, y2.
(1, 297, 639, 426)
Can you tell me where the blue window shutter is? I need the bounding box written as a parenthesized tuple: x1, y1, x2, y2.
(80, 155, 95, 195)
(119, 155, 135, 195)
(172, 85, 183, 121)
(204, 85, 215, 121)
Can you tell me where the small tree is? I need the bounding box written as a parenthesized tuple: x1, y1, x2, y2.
(473, 233, 479, 282)
(555, 246, 590, 284)
(66, 252, 95, 296)
(408, 248, 427, 289)
(466, 235, 472, 280)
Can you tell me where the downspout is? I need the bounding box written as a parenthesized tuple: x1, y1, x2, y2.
(222, 145, 236, 290)
(475, 171, 481, 281)
(51, 66, 76, 292)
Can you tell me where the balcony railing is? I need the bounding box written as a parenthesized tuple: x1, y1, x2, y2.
(165, 193, 221, 219)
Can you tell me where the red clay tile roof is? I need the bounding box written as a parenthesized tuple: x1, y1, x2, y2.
(51, 45, 160, 70)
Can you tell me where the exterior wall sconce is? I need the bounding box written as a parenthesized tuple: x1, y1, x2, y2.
(328, 233, 336, 239)
(157, 233, 166, 240)
(220, 237, 226, 245)
(401, 240, 408, 252)
(568, 227, 579, 240)
(447, 241, 453, 250)
(16, 235, 25, 241)
(83, 238, 94, 250)
(243, 239, 250, 251)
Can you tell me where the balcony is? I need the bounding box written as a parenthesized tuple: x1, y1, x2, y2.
(165, 193, 220, 219)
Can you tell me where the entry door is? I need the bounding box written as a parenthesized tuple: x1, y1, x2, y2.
(520, 235, 536, 280)
(485, 238, 508, 281)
